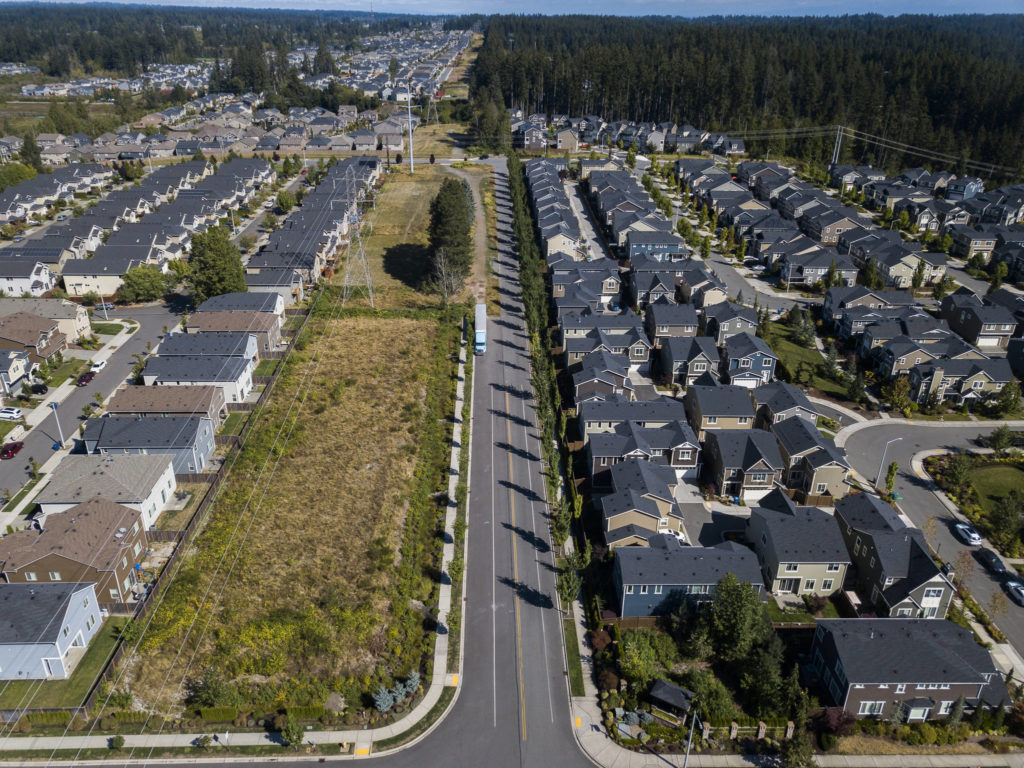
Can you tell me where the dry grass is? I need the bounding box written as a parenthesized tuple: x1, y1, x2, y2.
(336, 164, 446, 311)
(836, 734, 987, 755)
(443, 33, 482, 100)
(410, 122, 471, 158)
(131, 315, 440, 707)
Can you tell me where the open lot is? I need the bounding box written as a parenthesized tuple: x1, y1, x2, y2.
(410, 122, 470, 158)
(970, 464, 1024, 518)
(130, 311, 456, 710)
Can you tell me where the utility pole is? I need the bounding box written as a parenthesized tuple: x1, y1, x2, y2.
(407, 78, 414, 174)
(830, 125, 844, 167)
(51, 402, 64, 448)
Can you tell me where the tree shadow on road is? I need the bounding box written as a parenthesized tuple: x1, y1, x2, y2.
(499, 478, 545, 503)
(495, 440, 540, 462)
(502, 521, 550, 554)
(382, 242, 430, 289)
(488, 408, 533, 428)
(498, 575, 554, 609)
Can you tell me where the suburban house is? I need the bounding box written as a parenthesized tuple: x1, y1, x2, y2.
(0, 498, 147, 605)
(703, 429, 785, 502)
(184, 310, 282, 353)
(195, 291, 285, 327)
(939, 289, 1016, 349)
(33, 454, 177, 530)
(156, 331, 259, 365)
(141, 355, 254, 403)
(105, 385, 227, 422)
(772, 416, 852, 501)
(747, 491, 850, 596)
(588, 421, 700, 487)
(0, 259, 55, 297)
(0, 350, 29, 396)
(908, 358, 1014, 405)
(0, 311, 68, 365)
(658, 336, 720, 388)
(0, 298, 90, 343)
(644, 300, 699, 348)
(701, 302, 758, 345)
(601, 460, 684, 548)
(721, 332, 778, 387)
(835, 494, 952, 619)
(0, 583, 102, 680)
(577, 395, 688, 445)
(572, 351, 635, 403)
(753, 381, 820, 428)
(811, 619, 1004, 721)
(83, 416, 216, 475)
(614, 541, 764, 618)
(683, 385, 755, 441)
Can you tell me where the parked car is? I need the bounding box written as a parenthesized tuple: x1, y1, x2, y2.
(954, 521, 982, 546)
(0, 441, 23, 459)
(1005, 580, 1024, 607)
(263, 200, 274, 209)
(95, 302, 115, 311)
(29, 383, 47, 395)
(977, 547, 1008, 578)
(0, 407, 22, 421)
(76, 371, 95, 387)
(90, 359, 107, 372)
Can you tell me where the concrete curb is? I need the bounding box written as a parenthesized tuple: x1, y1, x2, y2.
(835, 417, 1024, 448)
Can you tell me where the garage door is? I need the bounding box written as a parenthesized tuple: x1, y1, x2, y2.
(978, 336, 1001, 347)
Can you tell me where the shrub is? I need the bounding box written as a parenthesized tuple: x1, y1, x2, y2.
(824, 706, 856, 736)
(109, 734, 125, 750)
(26, 711, 71, 726)
(819, 731, 837, 751)
(113, 710, 148, 724)
(199, 706, 237, 722)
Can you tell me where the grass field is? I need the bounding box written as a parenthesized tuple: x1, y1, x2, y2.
(90, 322, 123, 336)
(970, 465, 1024, 517)
(338, 165, 446, 311)
(0, 617, 126, 709)
(131, 312, 454, 710)
(46, 358, 87, 385)
(563, 618, 585, 697)
(410, 122, 470, 159)
(836, 734, 986, 756)
(0, 99, 118, 137)
(768, 323, 846, 398)
(442, 33, 482, 100)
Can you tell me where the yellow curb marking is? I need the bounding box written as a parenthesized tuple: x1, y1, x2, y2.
(575, 717, 582, 727)
(355, 747, 370, 755)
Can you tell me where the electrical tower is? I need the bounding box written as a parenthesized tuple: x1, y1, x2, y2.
(426, 92, 440, 126)
(339, 168, 374, 307)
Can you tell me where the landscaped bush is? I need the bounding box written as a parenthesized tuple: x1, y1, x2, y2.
(113, 710, 148, 724)
(26, 711, 71, 726)
(199, 706, 237, 722)
(285, 704, 325, 721)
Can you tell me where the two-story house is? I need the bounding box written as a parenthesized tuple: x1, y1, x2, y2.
(658, 336, 720, 388)
(908, 357, 1014, 405)
(721, 332, 778, 388)
(0, 311, 68, 366)
(572, 350, 635, 403)
(601, 460, 684, 548)
(588, 420, 700, 486)
(811, 619, 1003, 721)
(614, 540, 764, 618)
(747, 490, 850, 596)
(753, 381, 820, 429)
(644, 300, 699, 349)
(703, 429, 785, 502)
(683, 385, 755, 441)
(772, 416, 852, 501)
(835, 494, 952, 618)
(701, 302, 758, 345)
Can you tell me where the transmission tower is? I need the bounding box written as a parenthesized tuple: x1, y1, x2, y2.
(339, 168, 374, 307)
(426, 92, 440, 126)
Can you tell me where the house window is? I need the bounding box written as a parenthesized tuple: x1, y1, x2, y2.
(600, 457, 608, 467)
(693, 362, 707, 372)
(822, 579, 834, 591)
(680, 450, 692, 461)
(803, 579, 816, 592)
(938, 701, 953, 716)
(858, 701, 885, 716)
(121, 556, 128, 569)
(654, 585, 663, 594)
(86, 615, 95, 631)
(62, 625, 69, 638)
(109, 589, 119, 600)
(49, 572, 62, 581)
(827, 563, 841, 572)
(740, 358, 751, 368)
(640, 585, 649, 595)
(25, 572, 37, 581)
(750, 472, 768, 483)
(869, 557, 875, 568)
(972, 380, 984, 389)
(738, 417, 750, 425)
(133, 541, 142, 557)
(658, 325, 669, 333)
(786, 563, 799, 572)
(707, 416, 717, 424)
(896, 684, 906, 693)
(923, 588, 943, 599)
(625, 585, 634, 594)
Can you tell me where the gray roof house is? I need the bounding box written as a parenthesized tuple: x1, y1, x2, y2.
(157, 331, 258, 363)
(83, 416, 215, 475)
(644, 300, 699, 349)
(195, 291, 284, 326)
(747, 491, 850, 596)
(811, 619, 1004, 721)
(721, 332, 778, 388)
(141, 355, 253, 403)
(614, 541, 764, 618)
(753, 381, 820, 428)
(703, 429, 785, 502)
(658, 336, 719, 388)
(0, 582, 102, 680)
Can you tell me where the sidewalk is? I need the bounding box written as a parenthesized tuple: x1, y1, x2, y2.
(0, 326, 473, 759)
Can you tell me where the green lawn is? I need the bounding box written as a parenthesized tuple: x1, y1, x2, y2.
(0, 420, 18, 440)
(46, 358, 86, 385)
(563, 617, 585, 697)
(90, 322, 123, 335)
(254, 359, 278, 377)
(2, 475, 43, 514)
(766, 598, 841, 624)
(220, 412, 248, 435)
(768, 324, 846, 398)
(0, 617, 126, 709)
(970, 465, 1024, 517)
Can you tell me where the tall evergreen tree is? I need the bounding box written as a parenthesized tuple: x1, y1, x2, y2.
(428, 177, 473, 279)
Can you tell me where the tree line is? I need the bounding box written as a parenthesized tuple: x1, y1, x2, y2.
(469, 14, 1024, 174)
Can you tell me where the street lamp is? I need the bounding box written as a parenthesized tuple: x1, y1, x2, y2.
(50, 402, 64, 449)
(876, 436, 903, 490)
(683, 707, 702, 768)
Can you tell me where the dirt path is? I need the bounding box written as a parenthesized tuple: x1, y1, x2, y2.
(449, 167, 490, 304)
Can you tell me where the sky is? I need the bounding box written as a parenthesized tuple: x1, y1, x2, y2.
(14, 0, 1024, 14)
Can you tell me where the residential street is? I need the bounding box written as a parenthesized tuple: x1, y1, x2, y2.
(841, 421, 1024, 661)
(0, 303, 179, 498)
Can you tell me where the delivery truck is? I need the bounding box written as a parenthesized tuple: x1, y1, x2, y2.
(474, 303, 487, 355)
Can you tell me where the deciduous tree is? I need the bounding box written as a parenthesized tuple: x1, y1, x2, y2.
(188, 226, 246, 304)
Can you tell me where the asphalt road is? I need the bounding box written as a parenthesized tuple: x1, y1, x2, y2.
(842, 423, 1024, 651)
(0, 303, 179, 495)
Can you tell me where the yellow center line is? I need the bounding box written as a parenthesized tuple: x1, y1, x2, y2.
(506, 391, 527, 742)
